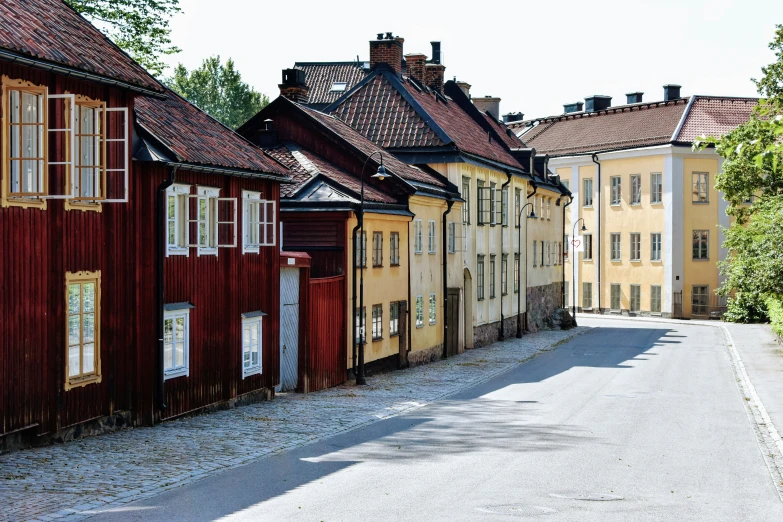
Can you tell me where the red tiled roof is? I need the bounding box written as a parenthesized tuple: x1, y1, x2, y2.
(675, 96, 757, 142)
(482, 111, 527, 149)
(0, 0, 162, 92)
(301, 104, 448, 188)
(295, 62, 368, 106)
(135, 90, 288, 176)
(331, 71, 524, 169)
(515, 100, 690, 157)
(264, 142, 396, 203)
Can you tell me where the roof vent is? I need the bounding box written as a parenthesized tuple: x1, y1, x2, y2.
(563, 101, 584, 114)
(503, 112, 525, 123)
(664, 84, 681, 101)
(626, 92, 643, 104)
(584, 95, 612, 113)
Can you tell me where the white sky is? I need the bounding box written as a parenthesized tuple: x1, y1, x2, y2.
(162, 0, 782, 119)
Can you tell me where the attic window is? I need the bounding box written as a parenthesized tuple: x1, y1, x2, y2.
(330, 82, 348, 92)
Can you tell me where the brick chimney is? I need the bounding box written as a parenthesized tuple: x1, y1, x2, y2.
(279, 68, 309, 104)
(405, 53, 426, 82)
(424, 63, 445, 92)
(370, 32, 404, 74)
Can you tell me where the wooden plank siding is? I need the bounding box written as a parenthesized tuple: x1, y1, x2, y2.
(0, 60, 139, 437)
(282, 212, 348, 278)
(306, 275, 347, 392)
(136, 164, 281, 422)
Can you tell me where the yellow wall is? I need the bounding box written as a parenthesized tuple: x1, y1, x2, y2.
(682, 157, 721, 317)
(575, 164, 598, 308)
(346, 212, 410, 366)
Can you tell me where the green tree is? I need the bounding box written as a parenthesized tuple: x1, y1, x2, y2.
(694, 25, 783, 322)
(166, 56, 269, 130)
(66, 0, 181, 77)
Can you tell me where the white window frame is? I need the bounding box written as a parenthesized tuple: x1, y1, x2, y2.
(416, 296, 424, 328)
(651, 285, 662, 313)
(372, 304, 383, 341)
(630, 233, 641, 261)
(584, 234, 593, 260)
(692, 172, 709, 203)
(390, 232, 400, 265)
(241, 315, 262, 378)
(610, 233, 621, 261)
(630, 174, 641, 205)
(102, 107, 129, 202)
(610, 283, 621, 311)
(693, 230, 709, 260)
(429, 293, 437, 325)
(163, 309, 190, 380)
(583, 178, 593, 207)
(462, 178, 471, 224)
(44, 94, 76, 199)
(166, 184, 191, 256)
(651, 233, 662, 261)
(448, 222, 456, 253)
(583, 282, 593, 309)
(243, 191, 276, 253)
(650, 172, 662, 204)
(501, 187, 509, 226)
(610, 176, 622, 205)
(428, 220, 436, 254)
(390, 301, 400, 336)
(188, 186, 237, 255)
(414, 219, 423, 254)
(630, 285, 641, 312)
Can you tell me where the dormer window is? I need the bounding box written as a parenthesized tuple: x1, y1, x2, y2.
(330, 82, 348, 92)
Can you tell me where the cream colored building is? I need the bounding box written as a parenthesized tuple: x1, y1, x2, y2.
(512, 88, 755, 318)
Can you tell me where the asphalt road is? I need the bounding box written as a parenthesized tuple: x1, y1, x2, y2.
(90, 318, 783, 521)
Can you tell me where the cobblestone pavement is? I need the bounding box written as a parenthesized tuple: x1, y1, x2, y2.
(0, 327, 589, 522)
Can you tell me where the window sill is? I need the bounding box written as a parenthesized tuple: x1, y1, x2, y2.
(630, 203, 641, 207)
(416, 324, 424, 329)
(583, 259, 593, 262)
(692, 258, 710, 262)
(65, 201, 102, 213)
(3, 196, 47, 210)
(651, 202, 663, 206)
(372, 337, 383, 343)
(414, 251, 423, 255)
(390, 263, 400, 267)
(242, 367, 262, 379)
(610, 203, 622, 207)
(167, 248, 189, 257)
(429, 322, 436, 326)
(243, 247, 261, 255)
(428, 252, 436, 255)
(692, 201, 710, 205)
(630, 259, 641, 263)
(197, 249, 218, 257)
(390, 333, 400, 338)
(582, 205, 593, 209)
(477, 298, 485, 302)
(65, 374, 102, 391)
(164, 368, 189, 381)
(651, 259, 662, 263)
(373, 265, 383, 268)
(610, 259, 622, 263)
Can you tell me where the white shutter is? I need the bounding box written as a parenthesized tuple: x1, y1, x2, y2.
(102, 107, 129, 202)
(43, 94, 76, 199)
(260, 200, 276, 246)
(217, 197, 237, 247)
(186, 194, 202, 249)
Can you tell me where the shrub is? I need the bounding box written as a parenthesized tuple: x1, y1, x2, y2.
(724, 292, 769, 323)
(766, 295, 783, 338)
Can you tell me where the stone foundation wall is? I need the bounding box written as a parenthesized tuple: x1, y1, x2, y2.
(473, 315, 522, 349)
(526, 282, 563, 333)
(407, 343, 444, 367)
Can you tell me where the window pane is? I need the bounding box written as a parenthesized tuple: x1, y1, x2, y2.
(164, 318, 173, 343)
(68, 315, 81, 346)
(164, 343, 173, 369)
(168, 221, 176, 246)
(68, 284, 81, 314)
(175, 342, 185, 367)
(83, 313, 95, 343)
(69, 345, 81, 377)
(175, 317, 185, 341)
(83, 283, 95, 313)
(22, 92, 39, 123)
(10, 90, 20, 123)
(83, 343, 95, 373)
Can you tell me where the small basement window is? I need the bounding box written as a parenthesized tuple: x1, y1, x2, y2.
(330, 82, 348, 92)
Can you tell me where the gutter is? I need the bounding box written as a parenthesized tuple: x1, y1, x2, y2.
(350, 209, 362, 379)
(155, 165, 178, 412)
(592, 153, 602, 314)
(499, 172, 512, 340)
(442, 199, 454, 358)
(0, 48, 165, 98)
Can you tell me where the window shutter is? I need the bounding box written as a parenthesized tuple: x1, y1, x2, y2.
(186, 195, 202, 248)
(217, 197, 238, 247)
(261, 200, 276, 246)
(102, 107, 129, 202)
(43, 94, 76, 199)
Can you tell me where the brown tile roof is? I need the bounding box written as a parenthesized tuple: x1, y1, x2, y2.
(0, 0, 163, 93)
(675, 96, 757, 142)
(299, 104, 448, 188)
(515, 99, 690, 157)
(295, 62, 368, 107)
(329, 70, 523, 169)
(135, 90, 288, 176)
(481, 111, 528, 150)
(264, 142, 397, 203)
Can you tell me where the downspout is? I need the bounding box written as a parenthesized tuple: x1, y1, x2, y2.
(351, 208, 361, 378)
(499, 172, 512, 340)
(156, 165, 177, 412)
(591, 153, 602, 314)
(442, 199, 454, 358)
(520, 180, 538, 337)
(562, 195, 573, 308)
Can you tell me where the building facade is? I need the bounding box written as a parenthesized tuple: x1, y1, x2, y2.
(511, 88, 755, 318)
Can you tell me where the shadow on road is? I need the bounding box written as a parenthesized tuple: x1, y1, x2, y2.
(89, 327, 675, 521)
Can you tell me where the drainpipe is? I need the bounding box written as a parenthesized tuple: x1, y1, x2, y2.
(499, 172, 512, 340)
(520, 180, 538, 337)
(156, 165, 177, 412)
(562, 195, 573, 308)
(591, 153, 602, 314)
(442, 199, 454, 358)
(350, 210, 361, 379)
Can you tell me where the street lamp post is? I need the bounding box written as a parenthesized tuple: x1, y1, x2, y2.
(355, 151, 388, 386)
(571, 218, 587, 318)
(517, 203, 536, 338)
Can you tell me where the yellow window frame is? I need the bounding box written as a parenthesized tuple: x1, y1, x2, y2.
(65, 270, 102, 390)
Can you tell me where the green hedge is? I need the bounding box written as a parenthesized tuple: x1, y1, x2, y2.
(766, 295, 783, 339)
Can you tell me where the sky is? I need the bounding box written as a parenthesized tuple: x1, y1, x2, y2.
(162, 0, 783, 119)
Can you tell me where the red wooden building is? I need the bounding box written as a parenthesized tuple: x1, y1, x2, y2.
(0, 0, 290, 449)
(0, 0, 164, 448)
(133, 90, 289, 422)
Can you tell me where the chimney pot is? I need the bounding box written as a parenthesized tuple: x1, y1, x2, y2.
(584, 95, 612, 113)
(377, 33, 384, 40)
(626, 92, 644, 104)
(664, 84, 681, 101)
(473, 96, 501, 120)
(503, 112, 524, 123)
(405, 53, 427, 83)
(563, 101, 584, 114)
(430, 41, 442, 64)
(369, 34, 404, 74)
